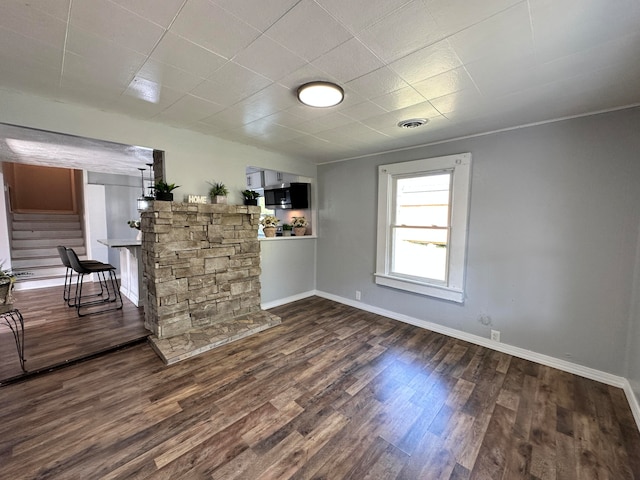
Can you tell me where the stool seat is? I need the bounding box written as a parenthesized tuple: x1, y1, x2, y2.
(65, 248, 123, 317)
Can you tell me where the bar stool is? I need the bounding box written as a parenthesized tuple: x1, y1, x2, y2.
(65, 248, 123, 317)
(56, 246, 105, 307)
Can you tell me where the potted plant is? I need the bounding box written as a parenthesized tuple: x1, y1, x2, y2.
(260, 215, 279, 238)
(155, 180, 180, 201)
(0, 261, 29, 306)
(291, 216, 308, 236)
(282, 223, 292, 236)
(128, 219, 142, 240)
(208, 181, 229, 204)
(241, 189, 261, 206)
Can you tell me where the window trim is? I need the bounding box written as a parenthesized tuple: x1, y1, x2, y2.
(375, 153, 472, 303)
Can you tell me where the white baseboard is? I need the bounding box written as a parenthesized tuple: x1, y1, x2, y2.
(261, 290, 316, 310)
(314, 290, 640, 431)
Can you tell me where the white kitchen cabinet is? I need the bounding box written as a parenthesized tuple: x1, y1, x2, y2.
(263, 170, 297, 187)
(246, 171, 263, 188)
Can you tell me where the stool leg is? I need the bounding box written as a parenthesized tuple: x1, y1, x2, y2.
(1, 309, 26, 371)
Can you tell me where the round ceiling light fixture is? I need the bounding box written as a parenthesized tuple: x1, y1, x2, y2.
(397, 118, 429, 129)
(297, 81, 344, 108)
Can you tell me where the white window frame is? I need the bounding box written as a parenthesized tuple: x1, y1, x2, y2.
(375, 153, 472, 303)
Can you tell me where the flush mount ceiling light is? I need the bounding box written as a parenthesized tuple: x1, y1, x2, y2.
(297, 82, 344, 108)
(397, 118, 429, 129)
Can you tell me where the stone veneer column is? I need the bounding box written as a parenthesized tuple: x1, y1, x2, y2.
(140, 202, 262, 339)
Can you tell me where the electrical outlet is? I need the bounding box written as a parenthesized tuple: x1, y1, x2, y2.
(491, 329, 500, 342)
(355, 290, 361, 301)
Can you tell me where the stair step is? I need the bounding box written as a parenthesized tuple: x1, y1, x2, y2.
(12, 213, 80, 222)
(12, 221, 81, 231)
(12, 257, 65, 269)
(12, 230, 83, 240)
(12, 266, 68, 279)
(11, 246, 86, 259)
(11, 238, 85, 249)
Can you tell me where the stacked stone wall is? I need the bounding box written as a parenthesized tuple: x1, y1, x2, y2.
(141, 202, 261, 338)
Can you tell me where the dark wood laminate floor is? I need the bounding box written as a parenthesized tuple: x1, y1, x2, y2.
(0, 283, 148, 382)
(0, 296, 638, 479)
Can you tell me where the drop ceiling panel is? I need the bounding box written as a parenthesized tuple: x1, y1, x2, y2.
(171, 0, 261, 59)
(265, 0, 352, 61)
(69, 0, 164, 55)
(0, 0, 637, 165)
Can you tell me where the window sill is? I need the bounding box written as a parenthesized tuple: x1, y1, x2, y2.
(374, 273, 464, 303)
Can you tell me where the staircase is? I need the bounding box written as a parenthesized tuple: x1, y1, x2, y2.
(10, 213, 87, 281)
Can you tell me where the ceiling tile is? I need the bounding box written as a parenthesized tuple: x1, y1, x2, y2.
(424, 0, 523, 36)
(357, 1, 443, 63)
(62, 50, 141, 92)
(0, 26, 64, 71)
(109, 0, 185, 28)
(265, 0, 352, 62)
(448, 2, 534, 65)
(199, 104, 265, 131)
(412, 67, 477, 100)
(261, 110, 308, 129)
(340, 101, 389, 121)
(371, 86, 427, 111)
(345, 67, 410, 99)
(277, 63, 340, 90)
(316, 0, 413, 33)
(66, 26, 147, 78)
(135, 59, 204, 94)
(1, 1, 68, 46)
(243, 119, 304, 142)
(389, 40, 463, 84)
(69, 0, 165, 55)
(211, 0, 299, 32)
(233, 35, 307, 82)
(241, 83, 296, 118)
(170, 0, 261, 59)
(118, 83, 184, 118)
(429, 89, 487, 116)
(7, 0, 71, 21)
(198, 62, 272, 104)
(464, 55, 541, 98)
(150, 32, 228, 79)
(311, 38, 385, 83)
(154, 94, 225, 126)
(529, 0, 640, 64)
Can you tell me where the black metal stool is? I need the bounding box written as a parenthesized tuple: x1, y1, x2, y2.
(0, 305, 26, 371)
(65, 248, 123, 317)
(56, 246, 105, 307)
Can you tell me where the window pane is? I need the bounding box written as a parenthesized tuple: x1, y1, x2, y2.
(391, 227, 448, 282)
(396, 173, 450, 227)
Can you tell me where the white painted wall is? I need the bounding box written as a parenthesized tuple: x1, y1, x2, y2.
(0, 88, 318, 303)
(0, 164, 12, 269)
(317, 107, 640, 379)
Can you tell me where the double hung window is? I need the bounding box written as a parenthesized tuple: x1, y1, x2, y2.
(375, 153, 471, 302)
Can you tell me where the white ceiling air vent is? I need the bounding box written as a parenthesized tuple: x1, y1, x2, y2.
(397, 118, 429, 129)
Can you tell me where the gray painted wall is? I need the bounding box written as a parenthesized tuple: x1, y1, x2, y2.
(260, 239, 316, 304)
(317, 107, 640, 378)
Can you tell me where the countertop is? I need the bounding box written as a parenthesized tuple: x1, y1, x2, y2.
(97, 238, 142, 248)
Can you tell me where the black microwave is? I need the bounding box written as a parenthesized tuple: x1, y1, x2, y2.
(264, 183, 310, 209)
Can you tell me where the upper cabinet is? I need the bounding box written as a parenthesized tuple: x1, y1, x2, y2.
(246, 169, 298, 188)
(263, 170, 298, 187)
(246, 171, 263, 188)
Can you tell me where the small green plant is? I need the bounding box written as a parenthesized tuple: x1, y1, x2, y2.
(208, 181, 229, 197)
(154, 180, 180, 193)
(241, 189, 261, 200)
(282, 223, 292, 231)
